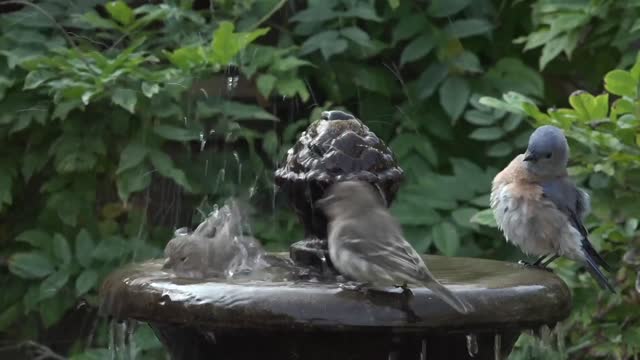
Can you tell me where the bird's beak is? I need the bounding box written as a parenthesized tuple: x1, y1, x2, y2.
(315, 194, 335, 209)
(523, 151, 537, 162)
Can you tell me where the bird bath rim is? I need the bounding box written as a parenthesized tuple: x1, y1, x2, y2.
(100, 254, 571, 333)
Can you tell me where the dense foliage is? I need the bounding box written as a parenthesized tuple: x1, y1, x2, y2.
(0, 0, 637, 358)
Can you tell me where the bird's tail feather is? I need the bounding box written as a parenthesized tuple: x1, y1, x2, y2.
(424, 279, 473, 314)
(582, 238, 612, 273)
(583, 253, 615, 293)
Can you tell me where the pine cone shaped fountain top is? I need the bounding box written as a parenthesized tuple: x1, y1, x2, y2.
(275, 110, 404, 242)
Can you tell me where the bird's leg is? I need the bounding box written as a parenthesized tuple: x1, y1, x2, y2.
(395, 282, 414, 298)
(540, 254, 559, 268)
(519, 255, 547, 267)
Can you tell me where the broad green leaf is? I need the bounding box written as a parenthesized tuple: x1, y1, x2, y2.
(75, 229, 94, 268)
(502, 113, 523, 132)
(0, 304, 20, 332)
(453, 51, 482, 73)
(340, 27, 373, 48)
(452, 207, 478, 229)
(23, 70, 54, 90)
(392, 202, 442, 226)
(16, 230, 49, 248)
(105, 1, 134, 25)
(153, 125, 201, 141)
(300, 31, 348, 60)
(470, 208, 497, 227)
(605, 70, 638, 98)
(445, 19, 492, 39)
(487, 142, 512, 157)
(165, 45, 205, 69)
(149, 151, 191, 191)
(52, 233, 71, 266)
(464, 110, 498, 126)
(569, 91, 609, 120)
(289, 5, 337, 22)
(439, 76, 470, 122)
(539, 35, 569, 70)
(257, 74, 277, 97)
(76, 269, 98, 296)
(111, 88, 137, 113)
(428, 0, 472, 17)
(39, 270, 70, 300)
(39, 295, 73, 328)
(141, 82, 159, 98)
(417, 62, 449, 99)
(210, 22, 269, 64)
(272, 57, 312, 72)
(392, 14, 428, 44)
(432, 222, 460, 256)
(469, 127, 505, 141)
(276, 77, 310, 101)
(343, 5, 382, 21)
(117, 142, 148, 174)
(9, 252, 55, 279)
(0, 172, 13, 210)
(400, 33, 436, 66)
(116, 166, 152, 202)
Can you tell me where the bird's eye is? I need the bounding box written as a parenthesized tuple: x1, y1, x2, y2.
(545, 152, 552, 159)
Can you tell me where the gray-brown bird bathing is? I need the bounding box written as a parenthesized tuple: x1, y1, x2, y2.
(100, 110, 572, 360)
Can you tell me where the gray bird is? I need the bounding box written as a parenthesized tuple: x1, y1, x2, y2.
(491, 125, 614, 292)
(163, 199, 265, 278)
(317, 180, 472, 314)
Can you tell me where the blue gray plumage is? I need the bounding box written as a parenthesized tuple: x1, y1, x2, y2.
(491, 125, 614, 292)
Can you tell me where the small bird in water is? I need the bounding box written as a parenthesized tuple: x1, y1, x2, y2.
(490, 125, 614, 292)
(163, 200, 264, 278)
(317, 180, 472, 314)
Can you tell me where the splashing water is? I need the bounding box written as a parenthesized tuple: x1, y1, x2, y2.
(163, 198, 267, 279)
(174, 227, 190, 237)
(226, 75, 239, 92)
(466, 334, 478, 357)
(109, 320, 135, 360)
(420, 339, 427, 360)
(233, 151, 242, 184)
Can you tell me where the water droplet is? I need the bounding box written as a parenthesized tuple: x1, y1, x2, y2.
(494, 334, 501, 360)
(199, 132, 207, 151)
(233, 151, 242, 183)
(466, 334, 478, 357)
(226, 75, 239, 92)
(174, 227, 190, 237)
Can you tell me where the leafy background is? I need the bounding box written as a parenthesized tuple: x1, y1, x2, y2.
(0, 0, 637, 359)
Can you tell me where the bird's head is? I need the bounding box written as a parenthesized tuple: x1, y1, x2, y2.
(523, 125, 569, 178)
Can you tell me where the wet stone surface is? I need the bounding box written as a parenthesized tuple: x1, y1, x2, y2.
(101, 254, 571, 332)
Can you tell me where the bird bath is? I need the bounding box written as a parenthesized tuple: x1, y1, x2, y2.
(99, 110, 572, 359)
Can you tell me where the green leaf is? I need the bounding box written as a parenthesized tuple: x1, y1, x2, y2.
(117, 142, 148, 174)
(469, 127, 505, 141)
(257, 74, 277, 97)
(453, 51, 482, 73)
(39, 295, 72, 328)
(39, 270, 70, 300)
(141, 82, 159, 98)
(452, 207, 478, 229)
(445, 19, 492, 38)
(487, 142, 512, 157)
(340, 27, 373, 48)
(52, 233, 71, 266)
(464, 109, 498, 126)
(23, 70, 54, 90)
(75, 229, 94, 268)
(392, 14, 428, 44)
(392, 202, 442, 226)
(417, 62, 449, 99)
(300, 30, 348, 60)
(428, 0, 472, 17)
(539, 35, 569, 70)
(470, 208, 497, 227)
(289, 5, 337, 22)
(9, 253, 55, 279)
(0, 304, 20, 332)
(432, 222, 460, 256)
(16, 230, 49, 248)
(568, 91, 609, 121)
(76, 269, 98, 296)
(210, 22, 269, 64)
(116, 166, 152, 202)
(106, 1, 134, 25)
(111, 88, 137, 113)
(0, 173, 13, 210)
(604, 70, 638, 98)
(439, 76, 470, 122)
(149, 151, 191, 191)
(153, 125, 201, 141)
(400, 33, 436, 66)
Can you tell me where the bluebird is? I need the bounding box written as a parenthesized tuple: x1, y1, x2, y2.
(491, 125, 614, 292)
(317, 180, 472, 314)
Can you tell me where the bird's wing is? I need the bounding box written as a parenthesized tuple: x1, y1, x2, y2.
(541, 178, 614, 291)
(334, 215, 428, 281)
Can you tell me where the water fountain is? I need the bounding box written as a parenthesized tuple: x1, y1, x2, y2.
(100, 110, 571, 359)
